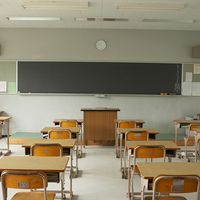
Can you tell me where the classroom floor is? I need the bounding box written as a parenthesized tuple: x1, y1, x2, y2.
(0, 138, 197, 200)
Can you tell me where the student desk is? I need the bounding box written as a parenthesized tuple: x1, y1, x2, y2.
(137, 162, 200, 198)
(117, 128, 159, 170)
(22, 138, 78, 178)
(174, 119, 200, 143)
(9, 132, 43, 145)
(115, 119, 145, 157)
(0, 156, 69, 200)
(0, 116, 12, 155)
(123, 140, 180, 179)
(53, 119, 84, 157)
(41, 127, 80, 136)
(41, 127, 80, 159)
(53, 119, 83, 126)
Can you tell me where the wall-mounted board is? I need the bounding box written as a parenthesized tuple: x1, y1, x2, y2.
(18, 61, 182, 95)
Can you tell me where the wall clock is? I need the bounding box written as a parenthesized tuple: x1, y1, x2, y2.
(95, 40, 107, 50)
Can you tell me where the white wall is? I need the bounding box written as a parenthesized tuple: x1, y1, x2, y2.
(1, 28, 200, 135)
(1, 94, 200, 134)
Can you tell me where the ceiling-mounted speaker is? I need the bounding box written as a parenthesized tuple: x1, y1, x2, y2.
(192, 46, 200, 58)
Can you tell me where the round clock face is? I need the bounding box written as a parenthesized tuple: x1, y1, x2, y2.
(96, 40, 107, 50)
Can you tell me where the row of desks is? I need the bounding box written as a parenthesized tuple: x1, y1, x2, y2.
(9, 137, 77, 200)
(8, 125, 81, 200)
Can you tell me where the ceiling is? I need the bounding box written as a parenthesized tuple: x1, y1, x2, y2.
(0, 0, 200, 30)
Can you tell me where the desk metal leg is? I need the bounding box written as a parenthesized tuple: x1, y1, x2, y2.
(123, 147, 128, 179)
(70, 149, 73, 198)
(70, 147, 78, 178)
(0, 120, 11, 156)
(175, 122, 179, 144)
(120, 133, 127, 179)
(77, 124, 84, 158)
(74, 145, 79, 174)
(115, 123, 119, 158)
(79, 131, 83, 157)
(120, 133, 123, 169)
(60, 172, 65, 200)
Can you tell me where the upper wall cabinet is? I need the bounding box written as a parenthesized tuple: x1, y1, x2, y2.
(0, 61, 16, 94)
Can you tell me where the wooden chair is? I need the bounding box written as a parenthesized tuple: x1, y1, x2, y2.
(31, 143, 63, 184)
(31, 143, 63, 157)
(145, 174, 200, 200)
(128, 145, 166, 200)
(118, 121, 136, 128)
(60, 120, 78, 139)
(125, 130, 148, 141)
(118, 121, 137, 169)
(48, 129, 71, 139)
(184, 124, 200, 161)
(60, 120, 78, 128)
(123, 130, 149, 178)
(1, 170, 55, 200)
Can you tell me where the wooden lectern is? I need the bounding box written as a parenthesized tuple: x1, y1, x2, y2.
(81, 108, 120, 145)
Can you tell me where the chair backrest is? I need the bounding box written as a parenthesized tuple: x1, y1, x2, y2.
(1, 170, 48, 200)
(187, 124, 200, 137)
(60, 120, 78, 128)
(48, 129, 71, 139)
(134, 145, 166, 159)
(189, 124, 200, 131)
(125, 131, 148, 141)
(118, 121, 136, 128)
(31, 143, 63, 157)
(152, 174, 200, 200)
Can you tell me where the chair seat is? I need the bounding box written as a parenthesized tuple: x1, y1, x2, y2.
(11, 192, 56, 200)
(145, 196, 187, 200)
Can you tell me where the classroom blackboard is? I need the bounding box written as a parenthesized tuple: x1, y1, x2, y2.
(18, 61, 182, 95)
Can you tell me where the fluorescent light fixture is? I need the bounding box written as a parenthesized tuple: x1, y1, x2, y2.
(7, 17, 61, 21)
(116, 2, 186, 11)
(142, 19, 196, 24)
(22, 0, 89, 10)
(75, 17, 128, 22)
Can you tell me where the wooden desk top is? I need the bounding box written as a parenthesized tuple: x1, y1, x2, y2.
(137, 162, 200, 179)
(115, 119, 145, 124)
(126, 140, 180, 150)
(22, 138, 76, 148)
(117, 128, 159, 134)
(174, 119, 200, 124)
(41, 127, 80, 134)
(53, 119, 83, 124)
(81, 107, 120, 111)
(0, 156, 69, 172)
(0, 116, 11, 121)
(9, 132, 43, 145)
